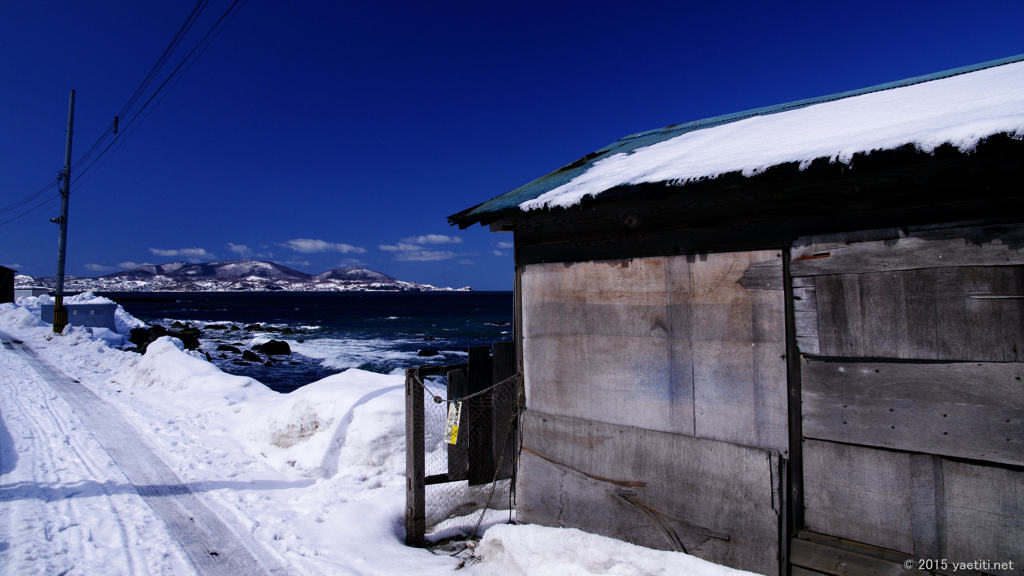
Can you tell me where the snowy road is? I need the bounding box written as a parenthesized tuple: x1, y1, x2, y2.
(0, 329, 272, 575)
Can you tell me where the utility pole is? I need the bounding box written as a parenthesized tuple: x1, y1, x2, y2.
(52, 89, 75, 334)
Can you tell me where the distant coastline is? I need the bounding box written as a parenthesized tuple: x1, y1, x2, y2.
(14, 259, 471, 293)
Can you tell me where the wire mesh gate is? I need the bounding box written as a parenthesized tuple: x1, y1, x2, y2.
(405, 341, 521, 547)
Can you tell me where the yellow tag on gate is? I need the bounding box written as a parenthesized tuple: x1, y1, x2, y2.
(446, 401, 463, 445)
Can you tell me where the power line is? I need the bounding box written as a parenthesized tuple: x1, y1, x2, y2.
(0, 0, 246, 232)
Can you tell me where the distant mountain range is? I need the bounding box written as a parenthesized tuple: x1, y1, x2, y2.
(16, 260, 470, 292)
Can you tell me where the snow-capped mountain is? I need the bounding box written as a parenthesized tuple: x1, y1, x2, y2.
(18, 260, 469, 292)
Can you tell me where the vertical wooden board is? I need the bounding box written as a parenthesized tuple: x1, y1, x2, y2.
(492, 341, 517, 481)
(801, 360, 1024, 466)
(815, 267, 1024, 361)
(793, 277, 820, 355)
(943, 460, 1024, 576)
(665, 254, 697, 437)
(802, 439, 914, 554)
(909, 454, 944, 561)
(446, 368, 469, 482)
(518, 410, 781, 575)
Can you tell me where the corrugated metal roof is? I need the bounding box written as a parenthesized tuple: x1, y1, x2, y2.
(449, 54, 1024, 227)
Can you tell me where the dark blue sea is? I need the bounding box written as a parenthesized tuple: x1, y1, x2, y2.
(101, 291, 514, 393)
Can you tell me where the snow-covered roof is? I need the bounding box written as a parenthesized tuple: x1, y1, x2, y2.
(451, 55, 1024, 226)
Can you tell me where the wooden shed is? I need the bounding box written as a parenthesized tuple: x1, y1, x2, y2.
(448, 56, 1023, 575)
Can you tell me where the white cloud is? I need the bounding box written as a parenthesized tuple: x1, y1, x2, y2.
(378, 243, 455, 261)
(84, 263, 118, 272)
(339, 258, 364, 267)
(497, 242, 513, 249)
(228, 243, 272, 259)
(284, 238, 366, 254)
(118, 262, 152, 269)
(277, 260, 311, 267)
(2, 263, 23, 269)
(150, 247, 215, 260)
(400, 234, 462, 245)
(493, 250, 505, 256)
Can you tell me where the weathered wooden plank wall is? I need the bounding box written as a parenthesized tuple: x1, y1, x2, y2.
(793, 221, 1024, 574)
(518, 411, 781, 575)
(521, 250, 788, 454)
(802, 359, 1023, 465)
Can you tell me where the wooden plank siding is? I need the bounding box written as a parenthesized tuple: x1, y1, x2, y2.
(943, 459, 1024, 576)
(802, 359, 1023, 466)
(813, 266, 1024, 362)
(521, 250, 789, 454)
(791, 222, 1024, 277)
(792, 221, 1024, 574)
(517, 410, 781, 575)
(803, 439, 915, 554)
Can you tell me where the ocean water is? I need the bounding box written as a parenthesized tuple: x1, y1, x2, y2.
(102, 291, 514, 393)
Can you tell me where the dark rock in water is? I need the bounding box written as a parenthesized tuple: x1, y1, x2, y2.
(232, 360, 249, 365)
(170, 326, 201, 351)
(263, 360, 275, 366)
(297, 339, 304, 343)
(281, 327, 294, 334)
(203, 351, 212, 362)
(265, 326, 281, 333)
(129, 327, 158, 353)
(151, 325, 168, 336)
(229, 325, 240, 331)
(417, 349, 439, 357)
(171, 321, 186, 329)
(423, 336, 435, 341)
(245, 324, 263, 331)
(232, 342, 244, 346)
(219, 354, 228, 359)
(259, 340, 291, 355)
(216, 344, 241, 353)
(242, 350, 262, 362)
(206, 324, 228, 330)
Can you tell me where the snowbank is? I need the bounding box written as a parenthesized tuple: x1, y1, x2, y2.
(471, 524, 761, 576)
(235, 369, 405, 477)
(523, 59, 1024, 211)
(18, 291, 147, 335)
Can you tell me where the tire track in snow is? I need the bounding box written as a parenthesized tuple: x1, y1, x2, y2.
(0, 331, 272, 576)
(0, 350, 144, 575)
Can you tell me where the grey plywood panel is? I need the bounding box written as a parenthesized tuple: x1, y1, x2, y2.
(802, 359, 1023, 466)
(521, 251, 788, 453)
(517, 410, 780, 575)
(815, 266, 1024, 362)
(943, 460, 1024, 576)
(803, 439, 914, 554)
(791, 222, 1024, 276)
(687, 251, 788, 454)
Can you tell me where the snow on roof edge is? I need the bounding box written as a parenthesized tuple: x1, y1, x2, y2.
(519, 57, 1024, 212)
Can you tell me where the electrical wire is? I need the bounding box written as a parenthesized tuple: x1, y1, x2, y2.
(72, 0, 246, 189)
(0, 0, 244, 231)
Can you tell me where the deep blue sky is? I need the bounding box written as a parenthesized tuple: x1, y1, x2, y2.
(2, 1, 1022, 290)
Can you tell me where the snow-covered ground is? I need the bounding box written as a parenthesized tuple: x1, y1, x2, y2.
(0, 295, 758, 575)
